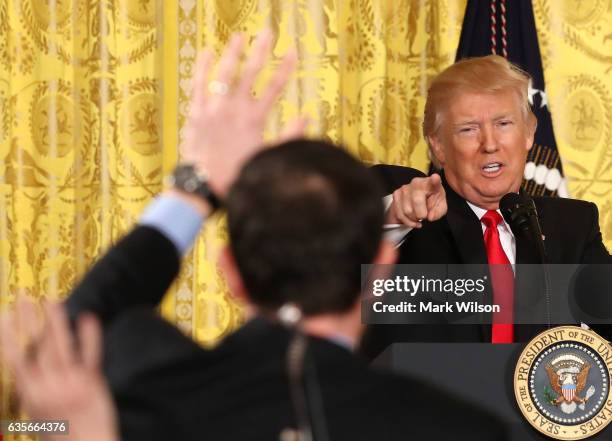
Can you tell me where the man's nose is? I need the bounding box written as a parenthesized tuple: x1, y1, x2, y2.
(480, 124, 498, 153)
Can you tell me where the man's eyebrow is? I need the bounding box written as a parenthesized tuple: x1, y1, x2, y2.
(452, 113, 517, 125)
(453, 119, 480, 126)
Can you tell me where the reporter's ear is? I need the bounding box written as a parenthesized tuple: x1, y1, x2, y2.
(219, 246, 249, 304)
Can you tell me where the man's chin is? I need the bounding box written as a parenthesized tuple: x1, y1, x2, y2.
(465, 185, 516, 208)
(476, 178, 522, 198)
(448, 176, 520, 207)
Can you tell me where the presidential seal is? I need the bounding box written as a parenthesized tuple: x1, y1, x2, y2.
(514, 326, 612, 440)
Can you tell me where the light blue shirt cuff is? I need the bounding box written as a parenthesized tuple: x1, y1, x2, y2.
(139, 194, 206, 255)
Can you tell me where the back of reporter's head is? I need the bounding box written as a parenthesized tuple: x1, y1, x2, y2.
(227, 139, 384, 317)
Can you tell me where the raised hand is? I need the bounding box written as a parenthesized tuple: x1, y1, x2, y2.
(387, 173, 448, 228)
(182, 30, 305, 198)
(0, 300, 118, 441)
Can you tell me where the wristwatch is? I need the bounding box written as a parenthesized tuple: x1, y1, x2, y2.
(166, 164, 221, 211)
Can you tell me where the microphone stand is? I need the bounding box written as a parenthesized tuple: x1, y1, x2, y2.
(501, 195, 551, 329)
(525, 198, 552, 329)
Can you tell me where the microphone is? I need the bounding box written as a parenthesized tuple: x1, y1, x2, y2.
(500, 192, 547, 263)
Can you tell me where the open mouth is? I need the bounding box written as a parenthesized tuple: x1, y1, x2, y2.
(482, 162, 503, 176)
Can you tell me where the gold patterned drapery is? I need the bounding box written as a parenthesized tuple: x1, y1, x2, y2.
(1, 0, 612, 431)
(531, 0, 612, 248)
(0, 0, 166, 426)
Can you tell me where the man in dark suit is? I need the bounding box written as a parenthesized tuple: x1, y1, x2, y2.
(362, 55, 611, 357)
(0, 33, 507, 441)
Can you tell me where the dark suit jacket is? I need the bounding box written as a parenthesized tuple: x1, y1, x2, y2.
(362, 165, 612, 358)
(67, 226, 507, 441)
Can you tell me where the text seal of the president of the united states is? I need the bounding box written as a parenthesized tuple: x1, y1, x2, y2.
(515, 326, 612, 440)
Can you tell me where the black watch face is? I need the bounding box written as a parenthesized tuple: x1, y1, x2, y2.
(172, 165, 219, 209)
(175, 165, 195, 183)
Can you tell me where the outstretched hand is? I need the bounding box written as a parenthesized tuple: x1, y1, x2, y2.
(387, 173, 448, 228)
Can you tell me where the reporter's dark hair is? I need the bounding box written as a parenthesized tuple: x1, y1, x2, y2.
(227, 139, 384, 316)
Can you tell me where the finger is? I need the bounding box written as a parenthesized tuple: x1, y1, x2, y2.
(424, 173, 443, 195)
(393, 190, 422, 229)
(15, 298, 42, 350)
(214, 33, 245, 86)
(191, 49, 215, 105)
(0, 308, 19, 368)
(428, 200, 448, 222)
(396, 209, 422, 229)
(426, 188, 448, 221)
(78, 313, 102, 371)
(258, 50, 297, 114)
(236, 30, 273, 97)
(426, 194, 439, 222)
(44, 302, 75, 372)
(36, 303, 62, 375)
(277, 116, 309, 144)
(410, 189, 429, 221)
(4, 300, 38, 385)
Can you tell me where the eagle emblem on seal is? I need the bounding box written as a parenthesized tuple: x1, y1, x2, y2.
(545, 354, 596, 414)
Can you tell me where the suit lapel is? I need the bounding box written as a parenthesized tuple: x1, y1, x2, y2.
(442, 176, 488, 264)
(441, 175, 491, 341)
(435, 175, 547, 342)
(515, 237, 540, 264)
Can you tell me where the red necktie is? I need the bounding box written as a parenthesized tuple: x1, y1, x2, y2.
(481, 210, 514, 343)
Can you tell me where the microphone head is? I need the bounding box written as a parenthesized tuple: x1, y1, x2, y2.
(500, 192, 532, 233)
(500, 192, 524, 219)
(501, 192, 548, 262)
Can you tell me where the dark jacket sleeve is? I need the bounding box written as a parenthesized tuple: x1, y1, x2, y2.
(370, 164, 427, 194)
(581, 202, 612, 264)
(65, 226, 181, 325)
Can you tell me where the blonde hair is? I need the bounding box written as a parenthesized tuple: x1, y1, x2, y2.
(423, 55, 535, 153)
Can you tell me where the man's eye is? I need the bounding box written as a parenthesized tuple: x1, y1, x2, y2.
(459, 127, 474, 133)
(499, 120, 513, 126)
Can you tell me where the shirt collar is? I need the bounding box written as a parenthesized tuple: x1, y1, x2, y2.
(465, 201, 513, 234)
(325, 333, 355, 351)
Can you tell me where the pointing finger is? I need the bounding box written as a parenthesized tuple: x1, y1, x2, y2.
(425, 173, 443, 195)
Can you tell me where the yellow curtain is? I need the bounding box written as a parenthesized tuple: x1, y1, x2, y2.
(1, 0, 612, 433)
(531, 0, 612, 248)
(0, 0, 165, 429)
